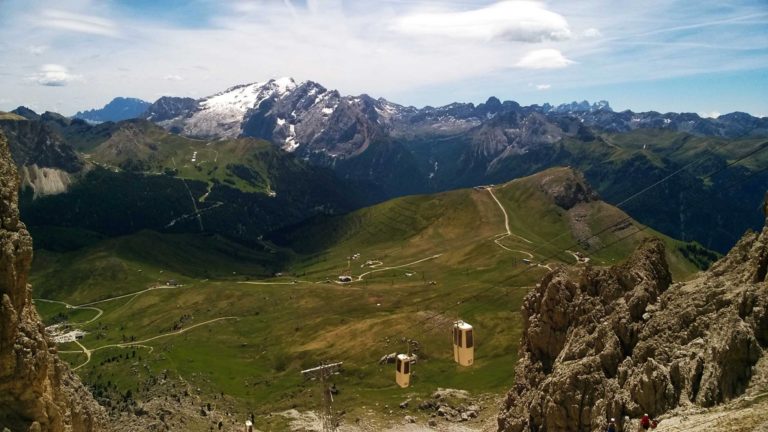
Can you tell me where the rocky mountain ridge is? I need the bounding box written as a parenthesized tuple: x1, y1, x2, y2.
(0, 111, 84, 198)
(8, 84, 768, 254)
(143, 77, 767, 164)
(74, 97, 150, 123)
(497, 199, 768, 431)
(0, 131, 105, 431)
(136, 80, 768, 253)
(0, 112, 82, 173)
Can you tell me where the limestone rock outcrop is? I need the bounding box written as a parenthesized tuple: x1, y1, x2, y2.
(537, 167, 599, 211)
(0, 131, 105, 431)
(498, 212, 768, 431)
(0, 116, 82, 173)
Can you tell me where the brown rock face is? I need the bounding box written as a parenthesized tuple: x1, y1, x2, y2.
(0, 132, 105, 432)
(537, 168, 598, 211)
(498, 216, 768, 432)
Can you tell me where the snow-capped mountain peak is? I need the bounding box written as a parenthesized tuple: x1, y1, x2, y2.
(179, 78, 304, 138)
(272, 77, 298, 94)
(145, 78, 767, 164)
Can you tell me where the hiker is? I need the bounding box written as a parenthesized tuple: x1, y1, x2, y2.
(606, 417, 617, 432)
(640, 414, 651, 431)
(651, 419, 659, 429)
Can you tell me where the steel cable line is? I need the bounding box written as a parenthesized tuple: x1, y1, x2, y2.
(527, 139, 768, 257)
(385, 140, 768, 340)
(67, 142, 768, 412)
(418, 159, 768, 335)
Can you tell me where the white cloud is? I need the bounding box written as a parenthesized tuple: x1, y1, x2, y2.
(582, 28, 602, 38)
(27, 45, 48, 55)
(1, 0, 766, 115)
(700, 111, 721, 118)
(516, 49, 574, 69)
(39, 9, 119, 37)
(536, 84, 551, 90)
(27, 64, 83, 87)
(393, 1, 571, 42)
(163, 74, 184, 81)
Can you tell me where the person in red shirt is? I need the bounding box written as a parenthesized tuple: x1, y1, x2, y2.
(640, 414, 651, 431)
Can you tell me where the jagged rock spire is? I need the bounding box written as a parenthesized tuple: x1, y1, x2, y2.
(499, 211, 768, 431)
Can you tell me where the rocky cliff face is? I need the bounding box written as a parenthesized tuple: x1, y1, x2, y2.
(0, 118, 82, 173)
(498, 212, 768, 431)
(0, 131, 105, 432)
(0, 116, 83, 199)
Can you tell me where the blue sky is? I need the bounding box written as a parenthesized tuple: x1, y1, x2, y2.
(0, 0, 766, 117)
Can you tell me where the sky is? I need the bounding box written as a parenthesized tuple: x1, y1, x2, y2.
(0, 0, 766, 117)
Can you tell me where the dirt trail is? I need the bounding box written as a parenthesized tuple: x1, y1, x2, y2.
(486, 188, 551, 271)
(353, 254, 442, 281)
(34, 298, 103, 324)
(652, 393, 768, 432)
(486, 188, 533, 244)
(72, 317, 237, 371)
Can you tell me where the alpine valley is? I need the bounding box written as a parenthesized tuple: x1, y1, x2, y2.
(1, 76, 766, 432)
(6, 77, 768, 252)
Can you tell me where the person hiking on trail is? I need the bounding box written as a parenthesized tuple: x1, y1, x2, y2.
(651, 418, 659, 429)
(606, 417, 617, 432)
(640, 414, 651, 431)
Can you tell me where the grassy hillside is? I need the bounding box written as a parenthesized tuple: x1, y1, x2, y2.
(31, 167, 711, 429)
(485, 130, 768, 252)
(89, 120, 280, 194)
(0, 111, 26, 121)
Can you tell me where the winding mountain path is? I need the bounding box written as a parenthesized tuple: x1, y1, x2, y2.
(75, 285, 185, 307)
(486, 187, 554, 270)
(352, 254, 442, 282)
(40, 284, 238, 372)
(71, 317, 238, 371)
(34, 299, 103, 324)
(486, 188, 533, 247)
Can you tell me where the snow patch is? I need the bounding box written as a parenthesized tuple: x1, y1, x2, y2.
(183, 78, 299, 138)
(283, 124, 300, 152)
(428, 161, 439, 179)
(273, 77, 297, 95)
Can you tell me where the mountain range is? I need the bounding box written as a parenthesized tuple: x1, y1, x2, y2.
(2, 77, 767, 431)
(73, 97, 151, 123)
(2, 77, 767, 254)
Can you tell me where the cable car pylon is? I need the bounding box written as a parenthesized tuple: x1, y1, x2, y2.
(301, 361, 343, 431)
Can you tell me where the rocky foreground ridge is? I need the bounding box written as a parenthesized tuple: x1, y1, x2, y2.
(0, 131, 105, 431)
(498, 208, 768, 431)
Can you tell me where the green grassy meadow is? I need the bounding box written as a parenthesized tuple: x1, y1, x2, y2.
(30, 167, 710, 429)
(87, 120, 291, 195)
